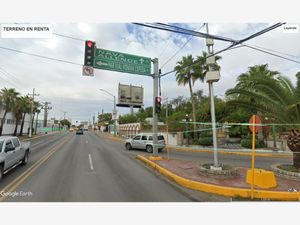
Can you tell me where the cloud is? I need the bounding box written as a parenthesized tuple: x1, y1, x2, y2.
(0, 23, 299, 122)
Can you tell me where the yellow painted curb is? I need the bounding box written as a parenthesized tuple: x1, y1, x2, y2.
(137, 155, 300, 201)
(149, 156, 163, 161)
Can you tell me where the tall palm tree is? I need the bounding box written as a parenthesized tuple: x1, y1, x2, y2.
(174, 53, 221, 139)
(0, 88, 19, 135)
(19, 95, 31, 136)
(174, 55, 201, 137)
(226, 65, 300, 168)
(13, 97, 23, 136)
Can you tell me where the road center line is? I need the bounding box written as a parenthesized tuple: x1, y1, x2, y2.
(88, 154, 94, 171)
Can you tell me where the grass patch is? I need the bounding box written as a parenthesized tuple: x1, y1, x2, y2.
(278, 164, 300, 173)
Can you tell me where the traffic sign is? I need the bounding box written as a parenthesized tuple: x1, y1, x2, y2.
(249, 115, 262, 133)
(93, 48, 151, 76)
(82, 65, 94, 76)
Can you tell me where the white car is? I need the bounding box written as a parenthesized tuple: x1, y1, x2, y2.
(0, 136, 30, 181)
(125, 133, 166, 153)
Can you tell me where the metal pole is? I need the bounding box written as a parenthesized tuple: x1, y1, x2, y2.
(29, 88, 34, 138)
(165, 98, 170, 160)
(114, 95, 116, 136)
(209, 82, 218, 166)
(206, 23, 219, 168)
(130, 105, 134, 115)
(35, 111, 39, 135)
(152, 58, 159, 157)
(251, 115, 256, 199)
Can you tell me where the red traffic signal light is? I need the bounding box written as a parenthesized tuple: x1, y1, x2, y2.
(84, 40, 95, 66)
(155, 96, 162, 114)
(87, 41, 93, 48)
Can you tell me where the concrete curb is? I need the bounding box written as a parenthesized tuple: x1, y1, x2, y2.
(137, 155, 300, 201)
(21, 131, 61, 141)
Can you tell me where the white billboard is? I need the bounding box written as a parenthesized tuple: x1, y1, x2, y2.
(117, 83, 144, 108)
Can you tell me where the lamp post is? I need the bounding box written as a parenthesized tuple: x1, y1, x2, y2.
(99, 89, 117, 136)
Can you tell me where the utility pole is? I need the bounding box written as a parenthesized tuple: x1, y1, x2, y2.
(28, 88, 39, 138)
(43, 102, 51, 128)
(152, 58, 159, 157)
(205, 23, 220, 168)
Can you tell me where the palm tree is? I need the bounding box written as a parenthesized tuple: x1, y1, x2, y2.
(13, 97, 23, 136)
(0, 88, 19, 135)
(19, 95, 31, 136)
(174, 53, 221, 140)
(226, 65, 300, 168)
(174, 55, 202, 138)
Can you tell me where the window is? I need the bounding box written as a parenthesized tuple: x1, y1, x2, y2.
(0, 141, 3, 152)
(158, 135, 165, 140)
(141, 136, 147, 140)
(148, 136, 153, 141)
(6, 140, 13, 149)
(12, 138, 20, 147)
(133, 136, 141, 140)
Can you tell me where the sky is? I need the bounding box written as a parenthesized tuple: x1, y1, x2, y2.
(0, 22, 300, 123)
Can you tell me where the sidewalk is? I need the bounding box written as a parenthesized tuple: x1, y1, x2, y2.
(18, 130, 61, 141)
(137, 155, 300, 201)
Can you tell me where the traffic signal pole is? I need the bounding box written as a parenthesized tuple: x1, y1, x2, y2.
(152, 58, 159, 157)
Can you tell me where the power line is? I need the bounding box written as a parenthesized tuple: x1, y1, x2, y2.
(159, 23, 285, 77)
(0, 46, 83, 66)
(160, 23, 206, 69)
(52, 33, 86, 42)
(134, 23, 238, 43)
(242, 44, 300, 64)
(248, 44, 300, 59)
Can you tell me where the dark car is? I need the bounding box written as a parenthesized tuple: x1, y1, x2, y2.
(76, 129, 84, 135)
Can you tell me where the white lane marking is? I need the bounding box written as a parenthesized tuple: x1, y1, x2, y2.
(86, 140, 88, 144)
(88, 154, 94, 171)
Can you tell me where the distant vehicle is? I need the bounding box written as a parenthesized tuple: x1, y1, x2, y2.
(0, 136, 31, 182)
(76, 129, 84, 135)
(69, 128, 74, 132)
(125, 133, 165, 153)
(83, 125, 89, 131)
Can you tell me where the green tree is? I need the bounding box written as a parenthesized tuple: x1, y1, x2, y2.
(13, 97, 23, 136)
(0, 88, 19, 135)
(226, 65, 300, 168)
(19, 95, 31, 136)
(60, 119, 71, 128)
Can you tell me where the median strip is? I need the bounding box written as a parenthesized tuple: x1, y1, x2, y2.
(137, 155, 300, 201)
(0, 134, 73, 202)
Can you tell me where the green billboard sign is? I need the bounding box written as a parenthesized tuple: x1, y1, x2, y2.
(93, 48, 151, 76)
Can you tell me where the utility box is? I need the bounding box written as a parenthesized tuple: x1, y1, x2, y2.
(206, 38, 214, 46)
(206, 55, 216, 65)
(246, 169, 277, 189)
(206, 70, 220, 82)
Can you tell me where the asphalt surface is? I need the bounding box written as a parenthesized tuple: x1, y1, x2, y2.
(1, 131, 289, 202)
(0, 131, 197, 202)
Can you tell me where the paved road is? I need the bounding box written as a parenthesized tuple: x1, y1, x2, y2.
(0, 131, 197, 202)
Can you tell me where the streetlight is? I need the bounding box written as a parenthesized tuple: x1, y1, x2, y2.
(99, 89, 117, 136)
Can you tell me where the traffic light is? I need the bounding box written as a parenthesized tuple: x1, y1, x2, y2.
(155, 96, 162, 114)
(84, 40, 95, 66)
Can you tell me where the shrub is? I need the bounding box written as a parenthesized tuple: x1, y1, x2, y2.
(241, 138, 265, 148)
(198, 137, 213, 146)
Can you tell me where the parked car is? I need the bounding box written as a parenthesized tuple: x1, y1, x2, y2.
(0, 136, 31, 182)
(76, 129, 84, 135)
(125, 133, 165, 153)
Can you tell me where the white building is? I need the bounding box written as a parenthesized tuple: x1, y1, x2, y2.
(0, 104, 43, 136)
